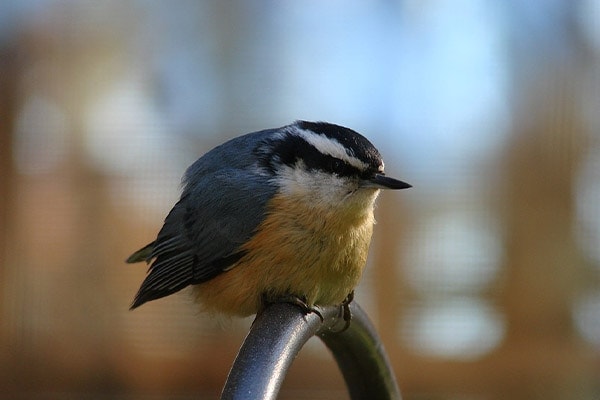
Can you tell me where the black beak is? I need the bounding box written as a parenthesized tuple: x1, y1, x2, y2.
(364, 173, 412, 190)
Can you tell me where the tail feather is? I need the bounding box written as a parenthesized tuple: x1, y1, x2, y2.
(126, 242, 155, 263)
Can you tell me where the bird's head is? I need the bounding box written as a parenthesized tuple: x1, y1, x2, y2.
(256, 121, 411, 213)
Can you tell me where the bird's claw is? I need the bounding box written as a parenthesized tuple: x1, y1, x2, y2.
(335, 291, 355, 333)
(261, 291, 355, 330)
(285, 295, 324, 322)
(262, 293, 324, 322)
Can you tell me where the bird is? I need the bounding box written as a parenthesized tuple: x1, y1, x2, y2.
(126, 120, 410, 320)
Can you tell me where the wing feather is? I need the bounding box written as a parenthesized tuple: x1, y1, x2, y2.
(129, 168, 275, 309)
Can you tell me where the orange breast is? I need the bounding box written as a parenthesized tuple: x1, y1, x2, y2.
(192, 192, 376, 316)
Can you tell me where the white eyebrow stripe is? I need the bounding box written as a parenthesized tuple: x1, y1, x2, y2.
(295, 128, 369, 170)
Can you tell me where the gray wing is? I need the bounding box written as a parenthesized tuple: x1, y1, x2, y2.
(129, 169, 276, 309)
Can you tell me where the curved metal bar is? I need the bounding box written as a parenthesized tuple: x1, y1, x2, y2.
(318, 302, 402, 399)
(220, 302, 401, 400)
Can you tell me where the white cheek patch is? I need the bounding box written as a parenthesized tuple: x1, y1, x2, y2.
(272, 161, 381, 218)
(274, 162, 351, 205)
(295, 128, 369, 171)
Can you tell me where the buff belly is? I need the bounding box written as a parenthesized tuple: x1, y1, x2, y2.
(193, 192, 377, 316)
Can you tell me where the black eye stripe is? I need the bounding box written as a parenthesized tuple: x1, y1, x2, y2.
(256, 125, 383, 179)
(317, 154, 362, 177)
(296, 121, 382, 168)
(279, 135, 363, 176)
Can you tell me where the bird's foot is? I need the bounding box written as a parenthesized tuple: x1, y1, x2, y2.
(285, 295, 324, 322)
(262, 293, 324, 322)
(336, 291, 355, 332)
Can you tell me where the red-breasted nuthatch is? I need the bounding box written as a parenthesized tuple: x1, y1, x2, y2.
(127, 121, 410, 319)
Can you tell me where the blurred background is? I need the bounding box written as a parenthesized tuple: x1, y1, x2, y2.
(0, 0, 599, 399)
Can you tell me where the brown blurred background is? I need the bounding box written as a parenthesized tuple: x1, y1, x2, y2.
(0, 1, 599, 399)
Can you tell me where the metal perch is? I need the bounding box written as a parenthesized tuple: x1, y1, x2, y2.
(221, 301, 401, 399)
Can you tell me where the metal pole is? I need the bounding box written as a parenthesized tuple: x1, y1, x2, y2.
(221, 302, 401, 399)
